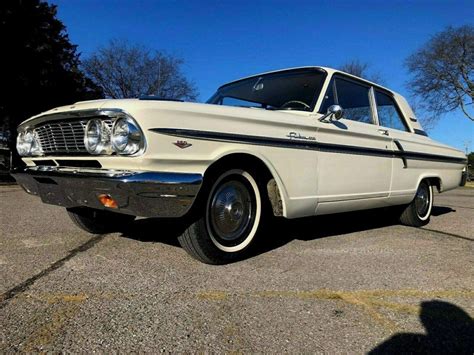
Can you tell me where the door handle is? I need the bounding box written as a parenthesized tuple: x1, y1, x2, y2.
(378, 129, 389, 136)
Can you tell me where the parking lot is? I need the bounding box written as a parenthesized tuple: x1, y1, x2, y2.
(0, 185, 473, 352)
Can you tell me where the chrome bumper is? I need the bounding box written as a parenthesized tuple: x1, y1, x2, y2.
(11, 167, 203, 218)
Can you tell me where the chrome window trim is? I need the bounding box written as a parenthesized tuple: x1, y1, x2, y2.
(369, 86, 379, 126)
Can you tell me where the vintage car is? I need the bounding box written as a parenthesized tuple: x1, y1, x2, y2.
(13, 67, 467, 264)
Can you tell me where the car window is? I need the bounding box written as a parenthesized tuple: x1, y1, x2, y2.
(375, 91, 408, 131)
(208, 68, 326, 111)
(335, 78, 373, 124)
(221, 96, 263, 108)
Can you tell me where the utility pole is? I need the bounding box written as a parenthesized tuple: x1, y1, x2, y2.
(463, 140, 470, 155)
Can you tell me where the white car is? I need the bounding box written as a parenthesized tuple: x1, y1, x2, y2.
(13, 67, 467, 264)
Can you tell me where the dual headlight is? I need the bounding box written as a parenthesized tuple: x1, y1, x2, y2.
(16, 130, 42, 157)
(84, 117, 143, 155)
(16, 115, 144, 157)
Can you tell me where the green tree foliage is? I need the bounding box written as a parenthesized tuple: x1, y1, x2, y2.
(465, 151, 474, 182)
(0, 0, 102, 143)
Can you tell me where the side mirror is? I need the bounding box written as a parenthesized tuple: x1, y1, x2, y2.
(328, 105, 344, 120)
(319, 105, 344, 122)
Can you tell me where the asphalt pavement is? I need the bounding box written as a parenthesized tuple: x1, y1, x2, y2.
(1, 185, 473, 353)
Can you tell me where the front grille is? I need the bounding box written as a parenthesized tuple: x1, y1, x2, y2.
(34, 119, 113, 155)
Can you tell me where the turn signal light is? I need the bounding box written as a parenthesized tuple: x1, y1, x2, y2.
(97, 194, 118, 209)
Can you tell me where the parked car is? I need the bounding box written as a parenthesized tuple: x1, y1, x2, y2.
(12, 67, 467, 264)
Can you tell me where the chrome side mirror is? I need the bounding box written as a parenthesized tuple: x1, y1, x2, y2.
(319, 105, 344, 122)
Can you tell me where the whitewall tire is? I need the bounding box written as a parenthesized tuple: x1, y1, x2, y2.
(399, 181, 433, 227)
(178, 168, 264, 264)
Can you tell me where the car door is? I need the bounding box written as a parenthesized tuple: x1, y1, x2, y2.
(372, 89, 432, 197)
(315, 75, 393, 204)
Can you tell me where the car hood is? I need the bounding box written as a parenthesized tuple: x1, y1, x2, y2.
(19, 98, 312, 130)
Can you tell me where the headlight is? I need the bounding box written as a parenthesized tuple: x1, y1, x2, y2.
(16, 131, 31, 156)
(111, 117, 143, 155)
(16, 130, 42, 156)
(84, 119, 112, 155)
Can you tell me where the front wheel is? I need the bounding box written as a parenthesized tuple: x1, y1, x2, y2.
(178, 169, 264, 264)
(399, 181, 433, 227)
(67, 207, 136, 234)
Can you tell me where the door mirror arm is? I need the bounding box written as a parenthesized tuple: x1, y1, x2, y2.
(319, 105, 344, 122)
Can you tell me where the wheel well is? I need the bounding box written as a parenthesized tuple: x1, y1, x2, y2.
(424, 177, 442, 193)
(201, 153, 283, 216)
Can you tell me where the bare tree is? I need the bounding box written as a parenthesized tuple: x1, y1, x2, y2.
(406, 25, 474, 123)
(339, 59, 384, 84)
(83, 40, 198, 100)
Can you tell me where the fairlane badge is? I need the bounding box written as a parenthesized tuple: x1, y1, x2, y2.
(286, 132, 316, 141)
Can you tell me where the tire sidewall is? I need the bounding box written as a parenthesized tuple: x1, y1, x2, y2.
(416, 182, 433, 222)
(205, 169, 262, 253)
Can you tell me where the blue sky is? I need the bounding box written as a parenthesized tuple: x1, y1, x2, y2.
(51, 0, 473, 152)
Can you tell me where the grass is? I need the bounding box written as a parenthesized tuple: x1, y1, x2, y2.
(464, 181, 474, 188)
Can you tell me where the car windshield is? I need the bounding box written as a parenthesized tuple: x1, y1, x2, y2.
(207, 68, 326, 111)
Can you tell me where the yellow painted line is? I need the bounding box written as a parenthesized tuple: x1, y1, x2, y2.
(21, 294, 88, 352)
(196, 288, 474, 332)
(198, 291, 229, 300)
(14, 287, 474, 345)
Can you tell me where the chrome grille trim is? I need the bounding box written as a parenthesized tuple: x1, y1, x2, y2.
(33, 119, 113, 155)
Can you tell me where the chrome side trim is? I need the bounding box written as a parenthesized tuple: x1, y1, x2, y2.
(151, 128, 468, 165)
(11, 167, 203, 218)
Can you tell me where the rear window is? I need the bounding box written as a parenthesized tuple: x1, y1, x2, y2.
(375, 91, 408, 131)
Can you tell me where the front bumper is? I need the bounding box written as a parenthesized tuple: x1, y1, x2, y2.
(11, 167, 203, 218)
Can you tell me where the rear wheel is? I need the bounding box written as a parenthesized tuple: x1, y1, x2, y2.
(67, 207, 135, 234)
(178, 169, 264, 264)
(399, 180, 433, 227)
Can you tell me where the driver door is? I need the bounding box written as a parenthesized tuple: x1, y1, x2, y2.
(315, 75, 393, 204)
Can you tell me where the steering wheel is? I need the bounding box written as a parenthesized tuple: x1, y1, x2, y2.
(280, 100, 311, 110)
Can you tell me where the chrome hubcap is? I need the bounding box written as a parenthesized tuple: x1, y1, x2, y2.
(210, 181, 252, 241)
(415, 184, 430, 217)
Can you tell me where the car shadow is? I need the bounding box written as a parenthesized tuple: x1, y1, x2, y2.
(121, 207, 401, 253)
(431, 205, 456, 217)
(121, 218, 185, 247)
(249, 207, 401, 257)
(120, 204, 458, 260)
(369, 300, 474, 354)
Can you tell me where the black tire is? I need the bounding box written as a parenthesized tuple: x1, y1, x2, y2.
(67, 207, 135, 234)
(178, 168, 267, 264)
(399, 180, 433, 227)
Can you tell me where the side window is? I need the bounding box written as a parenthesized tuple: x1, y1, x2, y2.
(375, 91, 408, 131)
(335, 78, 373, 124)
